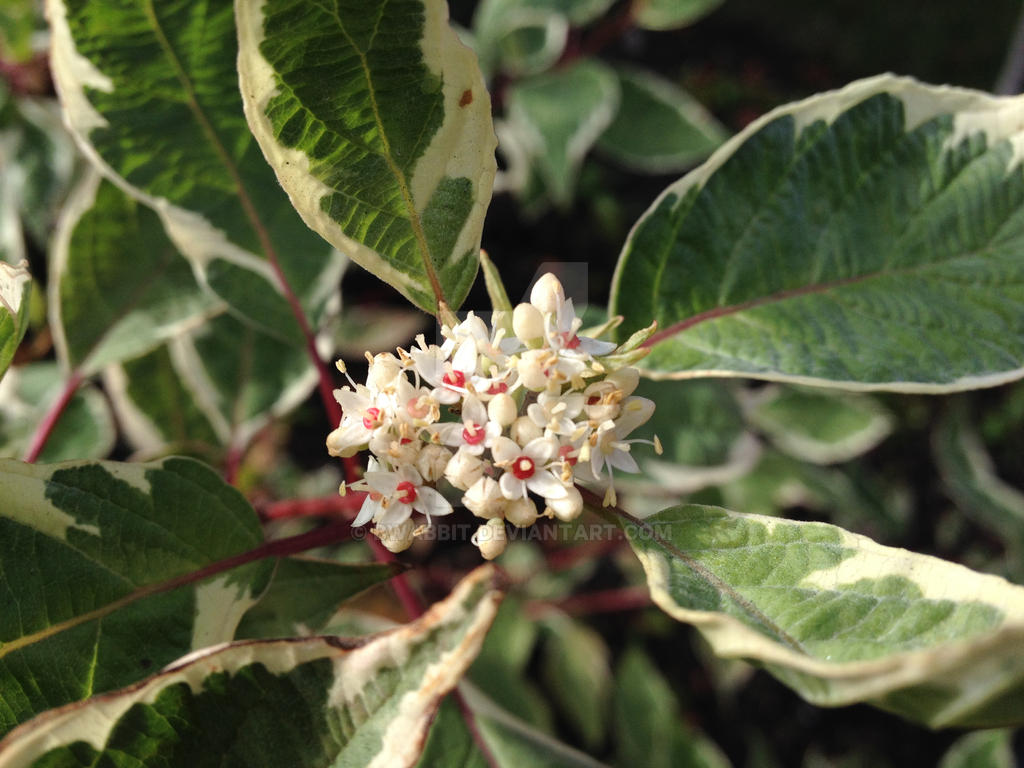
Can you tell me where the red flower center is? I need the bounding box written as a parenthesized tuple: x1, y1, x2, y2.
(462, 423, 486, 445)
(486, 382, 508, 395)
(396, 481, 417, 505)
(442, 370, 466, 388)
(362, 407, 381, 429)
(566, 334, 581, 350)
(587, 395, 601, 405)
(512, 456, 535, 480)
(558, 444, 578, 466)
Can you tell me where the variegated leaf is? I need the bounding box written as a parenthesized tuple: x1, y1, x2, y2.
(51, 172, 220, 376)
(47, 0, 345, 340)
(505, 60, 619, 207)
(105, 312, 316, 456)
(236, 0, 497, 315)
(0, 260, 30, 380)
(0, 457, 273, 738)
(0, 566, 504, 768)
(0, 362, 115, 462)
(611, 75, 1024, 392)
(741, 385, 893, 465)
(597, 66, 726, 173)
(621, 503, 1024, 727)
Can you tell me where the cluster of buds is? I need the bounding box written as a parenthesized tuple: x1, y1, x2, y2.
(327, 273, 660, 559)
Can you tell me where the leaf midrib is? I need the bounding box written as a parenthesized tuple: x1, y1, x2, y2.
(141, 0, 282, 279)
(326, 6, 446, 310)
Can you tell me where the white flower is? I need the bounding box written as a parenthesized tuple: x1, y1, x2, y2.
(326, 383, 390, 458)
(353, 464, 452, 528)
(434, 395, 501, 456)
(411, 336, 477, 404)
(527, 390, 584, 436)
(492, 435, 568, 501)
(578, 397, 657, 496)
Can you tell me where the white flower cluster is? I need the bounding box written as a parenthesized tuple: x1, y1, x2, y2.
(327, 273, 659, 559)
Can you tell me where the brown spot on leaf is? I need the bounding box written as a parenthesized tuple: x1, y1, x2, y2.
(459, 89, 473, 107)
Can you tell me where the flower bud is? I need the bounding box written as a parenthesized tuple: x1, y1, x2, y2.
(530, 273, 565, 314)
(607, 366, 640, 397)
(510, 415, 543, 445)
(488, 392, 518, 427)
(474, 518, 507, 560)
(444, 448, 484, 490)
(517, 349, 550, 391)
(463, 476, 506, 519)
(415, 444, 452, 483)
(367, 353, 402, 390)
(547, 485, 583, 521)
(505, 496, 538, 527)
(375, 519, 416, 553)
(513, 302, 545, 342)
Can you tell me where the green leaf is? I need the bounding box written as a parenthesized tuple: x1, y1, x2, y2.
(611, 75, 1024, 392)
(105, 313, 315, 455)
(741, 385, 892, 465)
(506, 60, 620, 207)
(51, 173, 220, 375)
(0, 362, 115, 462)
(620, 503, 1024, 727)
(938, 729, 1017, 768)
(0, 261, 30, 379)
(235, 558, 403, 639)
(419, 685, 611, 768)
(47, 0, 345, 340)
(613, 646, 729, 768)
(597, 66, 726, 173)
(235, 0, 496, 315)
(0, 565, 504, 768)
(468, 597, 552, 732)
(933, 400, 1024, 558)
(0, 457, 273, 738)
(540, 614, 611, 750)
(633, 0, 723, 30)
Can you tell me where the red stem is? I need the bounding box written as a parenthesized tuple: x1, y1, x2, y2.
(23, 370, 84, 463)
(367, 536, 425, 619)
(260, 493, 366, 521)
